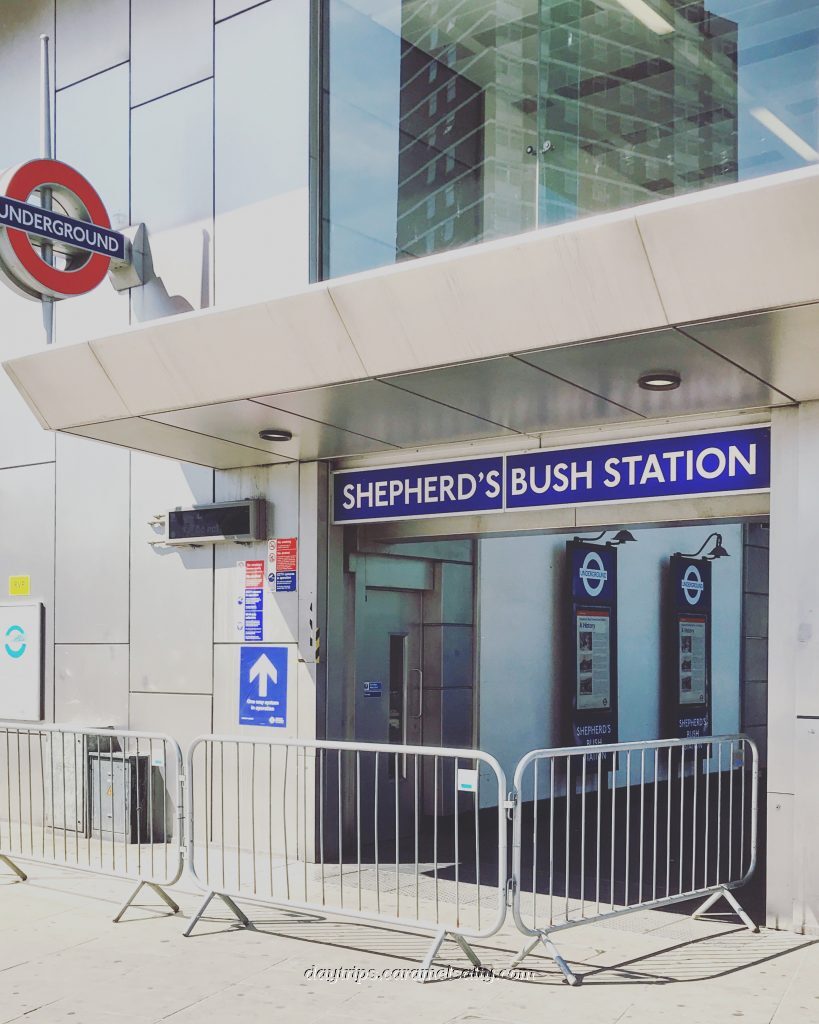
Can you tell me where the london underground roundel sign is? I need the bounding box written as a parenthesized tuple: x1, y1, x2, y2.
(0, 158, 126, 301)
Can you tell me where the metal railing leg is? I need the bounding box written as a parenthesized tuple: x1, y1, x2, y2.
(510, 932, 579, 985)
(113, 880, 181, 923)
(184, 890, 251, 937)
(510, 935, 540, 968)
(691, 890, 721, 920)
(692, 886, 758, 933)
(0, 854, 27, 881)
(540, 934, 580, 986)
(417, 926, 448, 982)
(452, 933, 483, 969)
(721, 888, 758, 933)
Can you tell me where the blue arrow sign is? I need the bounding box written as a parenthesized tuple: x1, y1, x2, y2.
(239, 646, 288, 727)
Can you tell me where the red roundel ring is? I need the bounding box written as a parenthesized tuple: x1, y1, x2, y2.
(4, 159, 112, 297)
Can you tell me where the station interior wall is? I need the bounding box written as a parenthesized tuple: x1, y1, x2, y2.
(478, 524, 745, 789)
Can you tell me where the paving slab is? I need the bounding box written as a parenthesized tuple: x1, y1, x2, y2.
(0, 863, 816, 1023)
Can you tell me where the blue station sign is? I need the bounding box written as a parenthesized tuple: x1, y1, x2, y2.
(332, 427, 770, 524)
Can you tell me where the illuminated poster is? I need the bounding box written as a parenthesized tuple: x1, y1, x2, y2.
(576, 609, 611, 711)
(679, 616, 707, 704)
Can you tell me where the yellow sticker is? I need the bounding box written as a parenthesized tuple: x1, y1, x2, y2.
(8, 575, 30, 597)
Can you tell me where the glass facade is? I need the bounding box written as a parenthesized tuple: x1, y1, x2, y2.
(323, 0, 819, 278)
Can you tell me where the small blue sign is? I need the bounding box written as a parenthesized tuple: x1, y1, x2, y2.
(239, 646, 289, 727)
(244, 588, 263, 641)
(275, 571, 297, 592)
(363, 680, 382, 697)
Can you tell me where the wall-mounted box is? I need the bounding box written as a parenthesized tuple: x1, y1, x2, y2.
(165, 498, 266, 546)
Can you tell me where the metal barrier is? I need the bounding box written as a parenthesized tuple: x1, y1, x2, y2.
(0, 722, 184, 921)
(185, 736, 508, 973)
(1, 725, 761, 979)
(510, 734, 759, 984)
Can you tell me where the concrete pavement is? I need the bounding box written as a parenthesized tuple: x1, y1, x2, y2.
(0, 863, 817, 1023)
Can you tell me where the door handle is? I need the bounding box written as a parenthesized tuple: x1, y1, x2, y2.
(410, 668, 423, 719)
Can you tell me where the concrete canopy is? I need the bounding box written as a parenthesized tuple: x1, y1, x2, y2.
(6, 165, 819, 469)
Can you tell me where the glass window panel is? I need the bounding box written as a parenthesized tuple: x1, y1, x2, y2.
(324, 0, 819, 278)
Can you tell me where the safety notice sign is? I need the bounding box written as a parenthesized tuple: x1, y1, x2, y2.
(268, 537, 298, 592)
(243, 560, 265, 641)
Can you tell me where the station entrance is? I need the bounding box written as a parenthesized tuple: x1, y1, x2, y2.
(334, 515, 769, 918)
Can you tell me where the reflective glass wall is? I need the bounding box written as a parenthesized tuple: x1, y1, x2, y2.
(323, 0, 819, 278)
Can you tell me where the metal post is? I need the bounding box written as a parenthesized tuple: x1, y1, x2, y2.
(39, 34, 54, 345)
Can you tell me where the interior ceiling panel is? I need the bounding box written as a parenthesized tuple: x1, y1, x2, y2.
(682, 305, 817, 403)
(149, 400, 398, 462)
(383, 355, 641, 432)
(515, 327, 792, 418)
(256, 379, 519, 448)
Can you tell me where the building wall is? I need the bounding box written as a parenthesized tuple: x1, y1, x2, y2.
(767, 403, 819, 934)
(0, 0, 315, 746)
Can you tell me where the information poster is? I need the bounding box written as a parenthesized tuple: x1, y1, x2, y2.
(665, 554, 712, 740)
(576, 609, 611, 710)
(679, 616, 707, 704)
(267, 537, 298, 592)
(566, 539, 618, 750)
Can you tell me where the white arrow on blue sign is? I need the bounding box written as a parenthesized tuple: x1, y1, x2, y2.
(249, 653, 277, 697)
(239, 646, 289, 727)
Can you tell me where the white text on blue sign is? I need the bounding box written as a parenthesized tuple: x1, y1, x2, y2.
(332, 427, 770, 524)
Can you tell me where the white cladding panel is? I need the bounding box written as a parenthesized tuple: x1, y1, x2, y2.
(0, 464, 55, 718)
(0, 604, 43, 721)
(216, 0, 263, 19)
(130, 0, 213, 107)
(131, 81, 214, 321)
(54, 643, 129, 728)
(129, 692, 212, 756)
(55, 0, 129, 90)
(55, 434, 130, 644)
(0, 369, 54, 469)
(215, 0, 310, 305)
(0, 1, 54, 170)
(55, 63, 131, 347)
(129, 452, 214, 695)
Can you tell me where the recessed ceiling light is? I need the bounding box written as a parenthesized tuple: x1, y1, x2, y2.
(638, 370, 681, 391)
(258, 428, 293, 442)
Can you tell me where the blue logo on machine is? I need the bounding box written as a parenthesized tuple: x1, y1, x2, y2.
(239, 646, 289, 727)
(579, 551, 608, 597)
(4, 624, 26, 659)
(681, 565, 705, 606)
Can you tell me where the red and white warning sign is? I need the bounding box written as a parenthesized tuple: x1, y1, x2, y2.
(267, 538, 298, 592)
(244, 559, 265, 588)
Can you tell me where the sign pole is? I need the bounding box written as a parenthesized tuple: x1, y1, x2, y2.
(39, 34, 54, 344)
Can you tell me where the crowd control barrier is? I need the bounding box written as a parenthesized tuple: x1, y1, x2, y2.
(510, 734, 759, 984)
(1, 724, 760, 982)
(185, 736, 508, 972)
(0, 722, 184, 921)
